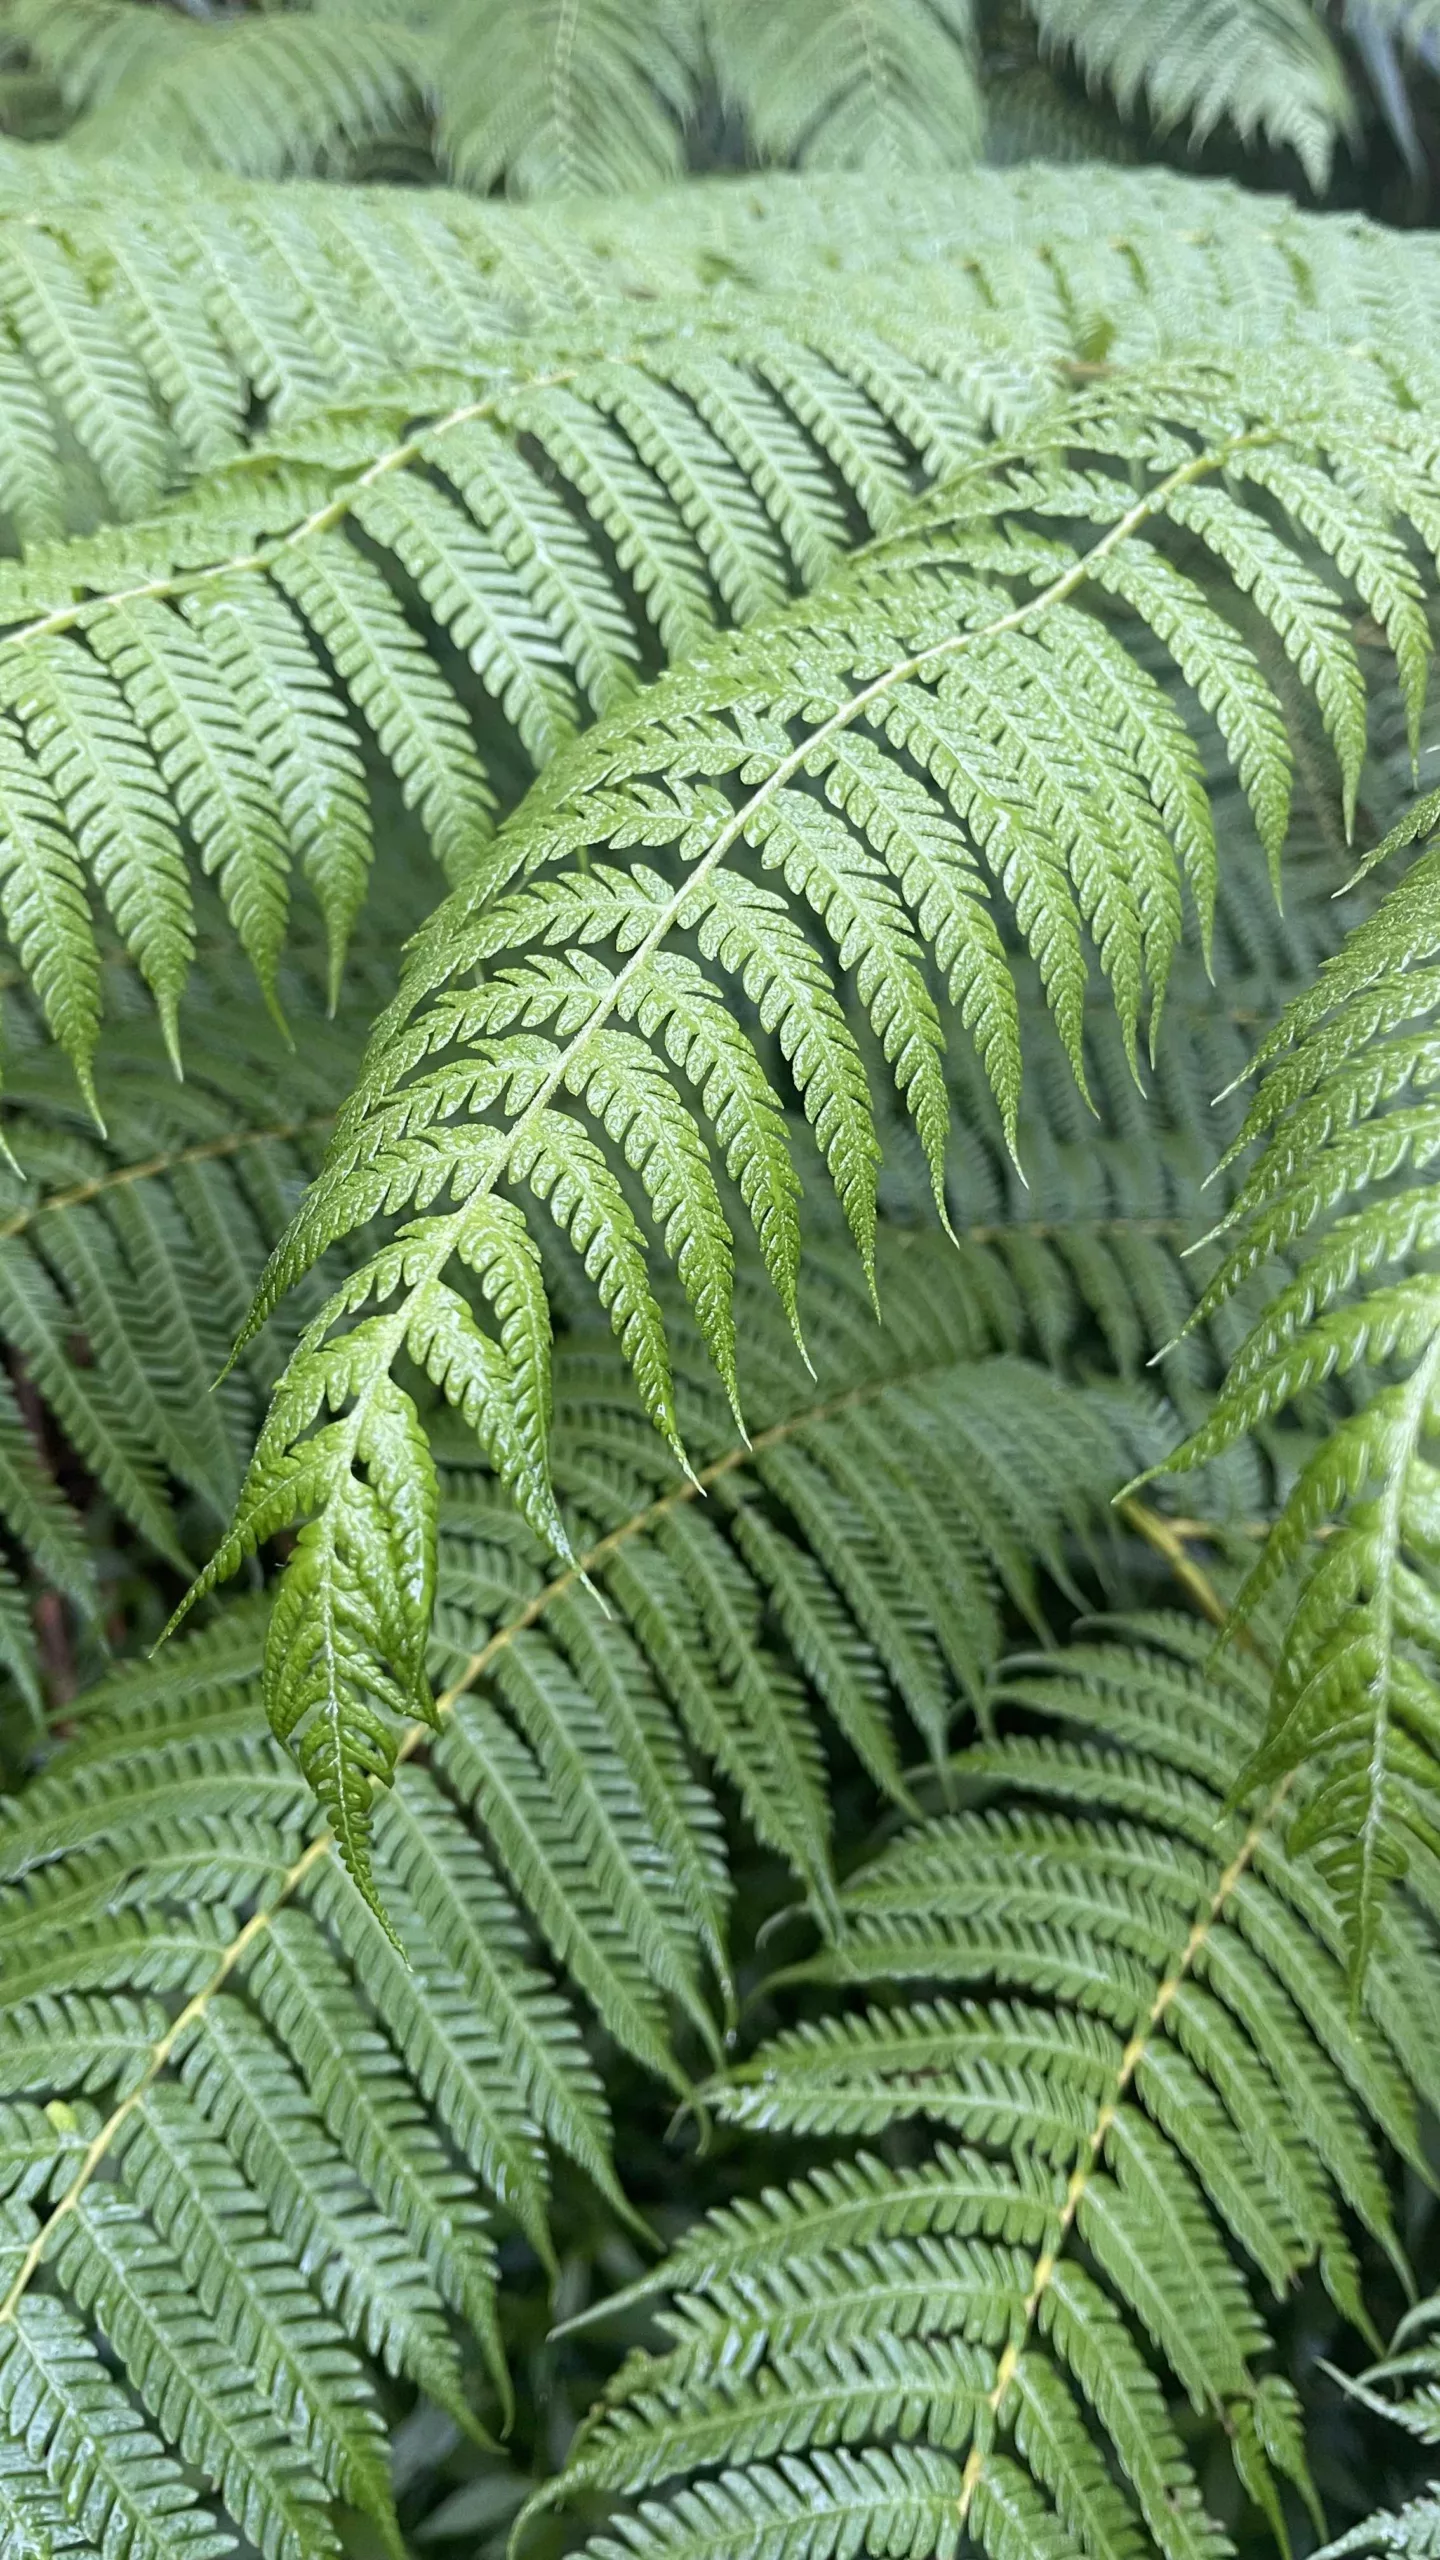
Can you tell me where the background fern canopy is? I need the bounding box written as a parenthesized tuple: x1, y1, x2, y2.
(149, 331, 1440, 1900)
(0, 0, 1433, 196)
(8, 24, 1440, 2560)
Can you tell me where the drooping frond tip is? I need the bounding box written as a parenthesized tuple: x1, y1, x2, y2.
(192, 348, 1434, 1893)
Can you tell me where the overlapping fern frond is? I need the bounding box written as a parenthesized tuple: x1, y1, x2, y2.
(543, 1617, 1440, 2560)
(1025, 0, 1353, 185)
(0, 277, 1051, 1076)
(0, 1240, 1126, 2560)
(1152, 796, 1440, 1974)
(0, 0, 1412, 193)
(0, 726, 1388, 1753)
(0, 920, 405, 1728)
(3, 159, 1440, 554)
(16, 171, 1433, 1087)
(185, 342, 1440, 1896)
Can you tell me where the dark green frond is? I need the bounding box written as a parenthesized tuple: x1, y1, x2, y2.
(0, 1237, 1131, 2557)
(1151, 805, 1440, 1973)
(202, 345, 1440, 1883)
(543, 1619, 1439, 2560)
(1025, 0, 1352, 186)
(0, 919, 401, 1711)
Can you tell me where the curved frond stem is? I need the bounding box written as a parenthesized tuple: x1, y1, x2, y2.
(1116, 1496, 1259, 1642)
(0, 1113, 337, 1241)
(956, 1757, 1294, 2529)
(0, 1833, 331, 2328)
(5, 370, 584, 656)
(1, 1347, 971, 2335)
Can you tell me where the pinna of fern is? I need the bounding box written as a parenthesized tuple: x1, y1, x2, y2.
(0, 911, 409, 1734)
(1302, 2283, 1440, 2560)
(0, 1235, 1127, 2560)
(178, 344, 1440, 1903)
(0, 675, 1390, 1751)
(538, 1614, 1440, 2560)
(1146, 788, 1440, 1978)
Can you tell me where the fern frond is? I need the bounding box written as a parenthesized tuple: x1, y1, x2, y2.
(0, 276, 1047, 1062)
(0, 915, 410, 1709)
(544, 1618, 1440, 2560)
(1309, 2283, 1440, 2559)
(706, 0, 982, 175)
(3, 160, 1440, 549)
(0, 0, 1384, 193)
(201, 347, 1440, 1886)
(231, 1218, 1125, 1910)
(0, 1247, 1126, 2557)
(1150, 799, 1440, 1974)
(1024, 0, 1353, 186)
(10, 230, 1421, 1074)
(432, 0, 699, 197)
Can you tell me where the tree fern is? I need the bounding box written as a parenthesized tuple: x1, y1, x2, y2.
(539, 1615, 1440, 2560)
(3, 160, 1440, 551)
(0, 1240, 1126, 2559)
(182, 345, 1440, 1897)
(0, 65, 1438, 2560)
(1148, 795, 1440, 1974)
(0, 0, 1414, 194)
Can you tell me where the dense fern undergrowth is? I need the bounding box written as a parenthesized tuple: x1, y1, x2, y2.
(2, 0, 1439, 205)
(8, 64, 1440, 2560)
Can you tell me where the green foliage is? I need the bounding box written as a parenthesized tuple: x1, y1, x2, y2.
(540, 1617, 1440, 2560)
(0, 1237, 1128, 2558)
(2, 81, 1440, 2560)
(0, 913, 412, 1726)
(5, 155, 1440, 548)
(2, 162, 1439, 1092)
(0, 0, 1427, 194)
(1311, 2290, 1440, 2559)
(178, 340, 1440, 1901)
(1152, 800, 1440, 1974)
(1023, 0, 1352, 182)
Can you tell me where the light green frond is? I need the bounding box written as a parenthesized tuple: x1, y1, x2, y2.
(0, 0, 1385, 194)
